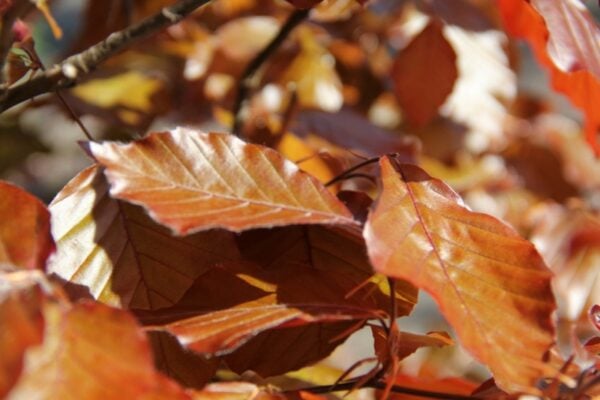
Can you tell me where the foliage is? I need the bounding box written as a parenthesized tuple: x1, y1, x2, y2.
(1, 0, 600, 399)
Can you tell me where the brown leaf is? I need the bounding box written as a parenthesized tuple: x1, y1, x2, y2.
(364, 157, 556, 394)
(498, 0, 600, 154)
(285, 0, 323, 9)
(87, 129, 355, 234)
(372, 325, 453, 365)
(0, 181, 54, 271)
(48, 165, 240, 310)
(236, 225, 418, 316)
(148, 331, 219, 388)
(8, 301, 191, 399)
(0, 271, 45, 398)
(157, 298, 372, 356)
(391, 20, 457, 127)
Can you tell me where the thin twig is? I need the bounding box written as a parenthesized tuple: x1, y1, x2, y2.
(231, 8, 309, 137)
(0, 0, 213, 112)
(324, 156, 381, 187)
(293, 377, 476, 400)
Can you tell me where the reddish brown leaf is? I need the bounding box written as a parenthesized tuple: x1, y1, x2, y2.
(49, 165, 240, 310)
(157, 298, 373, 356)
(364, 157, 556, 394)
(592, 305, 600, 332)
(285, 0, 323, 9)
(384, 374, 478, 400)
(498, 0, 600, 154)
(148, 331, 219, 388)
(0, 181, 54, 271)
(372, 325, 453, 365)
(8, 301, 191, 399)
(0, 271, 45, 397)
(391, 20, 458, 127)
(87, 129, 355, 234)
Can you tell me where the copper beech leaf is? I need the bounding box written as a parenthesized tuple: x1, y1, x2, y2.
(87, 128, 355, 235)
(497, 0, 600, 154)
(0, 271, 45, 398)
(7, 301, 192, 400)
(364, 157, 556, 394)
(49, 165, 240, 310)
(155, 299, 374, 357)
(0, 181, 54, 271)
(391, 20, 458, 127)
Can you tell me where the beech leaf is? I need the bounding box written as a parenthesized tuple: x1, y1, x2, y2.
(8, 301, 191, 399)
(364, 156, 556, 394)
(87, 128, 355, 235)
(0, 181, 54, 271)
(391, 20, 458, 127)
(0, 271, 45, 398)
(498, 0, 600, 154)
(49, 165, 241, 310)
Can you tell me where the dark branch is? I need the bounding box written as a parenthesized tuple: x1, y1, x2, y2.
(231, 8, 309, 137)
(0, 0, 213, 112)
(295, 377, 476, 400)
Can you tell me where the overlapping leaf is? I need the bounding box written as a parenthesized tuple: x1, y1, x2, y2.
(498, 0, 600, 154)
(87, 129, 355, 235)
(0, 271, 45, 397)
(7, 301, 192, 400)
(364, 156, 556, 394)
(0, 181, 54, 271)
(49, 165, 240, 310)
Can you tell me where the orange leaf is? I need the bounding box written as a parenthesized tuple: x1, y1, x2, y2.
(391, 20, 458, 127)
(0, 181, 54, 271)
(371, 325, 453, 365)
(87, 129, 355, 234)
(157, 299, 373, 356)
(0, 271, 45, 397)
(8, 301, 191, 399)
(192, 382, 287, 400)
(497, 0, 600, 154)
(49, 165, 241, 310)
(364, 157, 556, 394)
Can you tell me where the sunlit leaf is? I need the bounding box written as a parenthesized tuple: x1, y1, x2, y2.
(529, 204, 600, 323)
(364, 156, 556, 394)
(216, 16, 279, 61)
(87, 128, 355, 234)
(0, 181, 54, 271)
(391, 20, 457, 127)
(8, 301, 191, 399)
(281, 30, 343, 112)
(371, 325, 453, 365)
(156, 298, 373, 357)
(48, 165, 241, 310)
(0, 271, 45, 398)
(384, 373, 478, 400)
(498, 0, 600, 154)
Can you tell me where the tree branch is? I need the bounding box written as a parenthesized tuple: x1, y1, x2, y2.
(0, 0, 213, 112)
(295, 377, 476, 400)
(231, 8, 309, 137)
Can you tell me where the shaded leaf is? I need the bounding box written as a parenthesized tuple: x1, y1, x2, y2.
(87, 128, 355, 234)
(364, 157, 556, 393)
(8, 301, 191, 399)
(285, 0, 323, 9)
(49, 165, 240, 310)
(0, 181, 54, 271)
(0, 271, 45, 398)
(148, 331, 219, 388)
(391, 20, 457, 127)
(498, 0, 600, 154)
